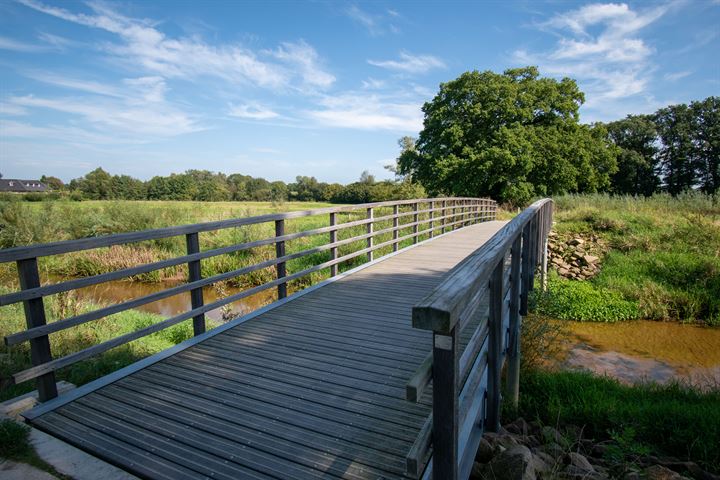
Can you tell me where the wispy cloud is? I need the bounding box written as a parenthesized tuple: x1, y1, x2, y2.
(228, 103, 280, 120)
(664, 70, 692, 82)
(305, 93, 423, 131)
(345, 5, 401, 36)
(368, 51, 445, 74)
(514, 2, 680, 120)
(18, 0, 334, 91)
(0, 36, 50, 52)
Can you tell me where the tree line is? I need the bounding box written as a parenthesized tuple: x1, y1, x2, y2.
(35, 169, 425, 204)
(396, 67, 718, 205)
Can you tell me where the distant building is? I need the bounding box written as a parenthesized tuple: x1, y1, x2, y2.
(0, 179, 49, 193)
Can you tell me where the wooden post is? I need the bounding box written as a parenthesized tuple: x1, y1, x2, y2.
(486, 259, 504, 432)
(392, 205, 399, 252)
(506, 235, 522, 409)
(17, 258, 58, 401)
(412, 202, 419, 244)
(367, 207, 374, 262)
(520, 223, 531, 316)
(329, 212, 337, 277)
(429, 201, 434, 238)
(432, 327, 459, 480)
(541, 236, 548, 292)
(185, 232, 205, 335)
(441, 200, 447, 234)
(275, 219, 287, 299)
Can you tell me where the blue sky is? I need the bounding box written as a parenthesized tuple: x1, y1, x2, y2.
(1, 0, 718, 184)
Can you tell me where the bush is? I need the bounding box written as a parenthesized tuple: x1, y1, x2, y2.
(536, 276, 640, 322)
(0, 419, 32, 459)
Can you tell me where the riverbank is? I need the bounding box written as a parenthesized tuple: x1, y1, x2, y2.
(537, 193, 719, 325)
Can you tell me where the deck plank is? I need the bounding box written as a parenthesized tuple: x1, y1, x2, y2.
(27, 221, 507, 479)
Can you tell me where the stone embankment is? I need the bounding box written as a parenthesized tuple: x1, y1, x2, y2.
(471, 418, 719, 480)
(547, 232, 606, 280)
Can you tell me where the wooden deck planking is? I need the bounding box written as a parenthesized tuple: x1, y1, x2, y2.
(27, 221, 507, 480)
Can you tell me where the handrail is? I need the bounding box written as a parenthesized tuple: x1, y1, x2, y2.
(0, 197, 497, 402)
(406, 198, 553, 480)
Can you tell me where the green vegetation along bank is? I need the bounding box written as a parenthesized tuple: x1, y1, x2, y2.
(535, 193, 719, 325)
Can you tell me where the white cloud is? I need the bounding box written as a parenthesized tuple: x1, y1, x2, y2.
(228, 103, 280, 120)
(19, 0, 333, 91)
(305, 93, 423, 131)
(514, 2, 679, 119)
(664, 70, 692, 82)
(345, 5, 401, 36)
(0, 36, 50, 52)
(368, 52, 445, 74)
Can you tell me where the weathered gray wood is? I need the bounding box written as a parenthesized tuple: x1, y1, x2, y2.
(520, 223, 531, 316)
(429, 201, 434, 239)
(406, 413, 432, 478)
(392, 205, 399, 252)
(275, 219, 287, 299)
(329, 212, 337, 276)
(441, 200, 447, 234)
(367, 207, 374, 262)
(432, 328, 459, 480)
(413, 202, 419, 244)
(406, 352, 433, 402)
(17, 258, 57, 401)
(185, 232, 205, 336)
(486, 259, 504, 433)
(506, 235, 522, 408)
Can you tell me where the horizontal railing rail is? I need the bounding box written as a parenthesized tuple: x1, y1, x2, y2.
(0, 197, 497, 402)
(406, 198, 553, 480)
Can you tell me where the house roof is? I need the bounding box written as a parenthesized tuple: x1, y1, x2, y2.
(0, 179, 49, 193)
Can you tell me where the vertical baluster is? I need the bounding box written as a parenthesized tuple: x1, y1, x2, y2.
(367, 207, 374, 261)
(429, 200, 434, 238)
(392, 204, 399, 252)
(506, 235, 522, 408)
(186, 232, 205, 336)
(330, 212, 337, 277)
(432, 327, 459, 480)
(275, 219, 287, 299)
(486, 259, 504, 432)
(17, 258, 58, 401)
(412, 202, 419, 244)
(520, 222, 532, 315)
(441, 200, 447, 234)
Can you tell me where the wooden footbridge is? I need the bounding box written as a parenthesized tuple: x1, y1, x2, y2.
(0, 198, 553, 480)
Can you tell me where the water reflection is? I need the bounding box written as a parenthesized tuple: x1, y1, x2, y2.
(70, 279, 276, 322)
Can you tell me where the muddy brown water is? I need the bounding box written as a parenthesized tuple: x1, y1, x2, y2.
(561, 320, 720, 388)
(70, 279, 276, 323)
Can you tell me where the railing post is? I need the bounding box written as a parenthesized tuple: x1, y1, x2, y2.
(185, 232, 205, 335)
(486, 259, 504, 432)
(429, 201, 434, 238)
(275, 219, 287, 299)
(329, 212, 337, 277)
(441, 200, 447, 234)
(520, 223, 531, 315)
(541, 236, 548, 292)
(432, 326, 459, 480)
(367, 207, 374, 262)
(17, 258, 58, 401)
(506, 235, 522, 409)
(412, 202, 419, 244)
(392, 205, 399, 252)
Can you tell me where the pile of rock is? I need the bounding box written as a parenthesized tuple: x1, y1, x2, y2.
(470, 418, 719, 480)
(547, 232, 606, 281)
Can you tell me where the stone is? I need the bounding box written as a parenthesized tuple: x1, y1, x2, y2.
(569, 238, 585, 246)
(475, 437, 494, 463)
(562, 465, 608, 479)
(583, 254, 599, 265)
(645, 465, 684, 480)
(567, 452, 595, 472)
(506, 417, 529, 436)
(558, 268, 569, 276)
(541, 426, 567, 446)
(477, 445, 536, 480)
(0, 460, 57, 480)
(0, 381, 75, 419)
(539, 442, 566, 460)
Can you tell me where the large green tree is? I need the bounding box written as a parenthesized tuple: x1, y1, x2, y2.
(397, 67, 617, 205)
(655, 104, 696, 195)
(691, 97, 720, 194)
(605, 115, 660, 196)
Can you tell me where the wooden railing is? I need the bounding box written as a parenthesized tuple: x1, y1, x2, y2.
(0, 197, 497, 402)
(405, 198, 553, 480)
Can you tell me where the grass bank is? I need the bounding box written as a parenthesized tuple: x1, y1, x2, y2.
(512, 368, 720, 473)
(536, 193, 720, 325)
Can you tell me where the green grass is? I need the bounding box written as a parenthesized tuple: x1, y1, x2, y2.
(539, 192, 720, 325)
(513, 369, 720, 473)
